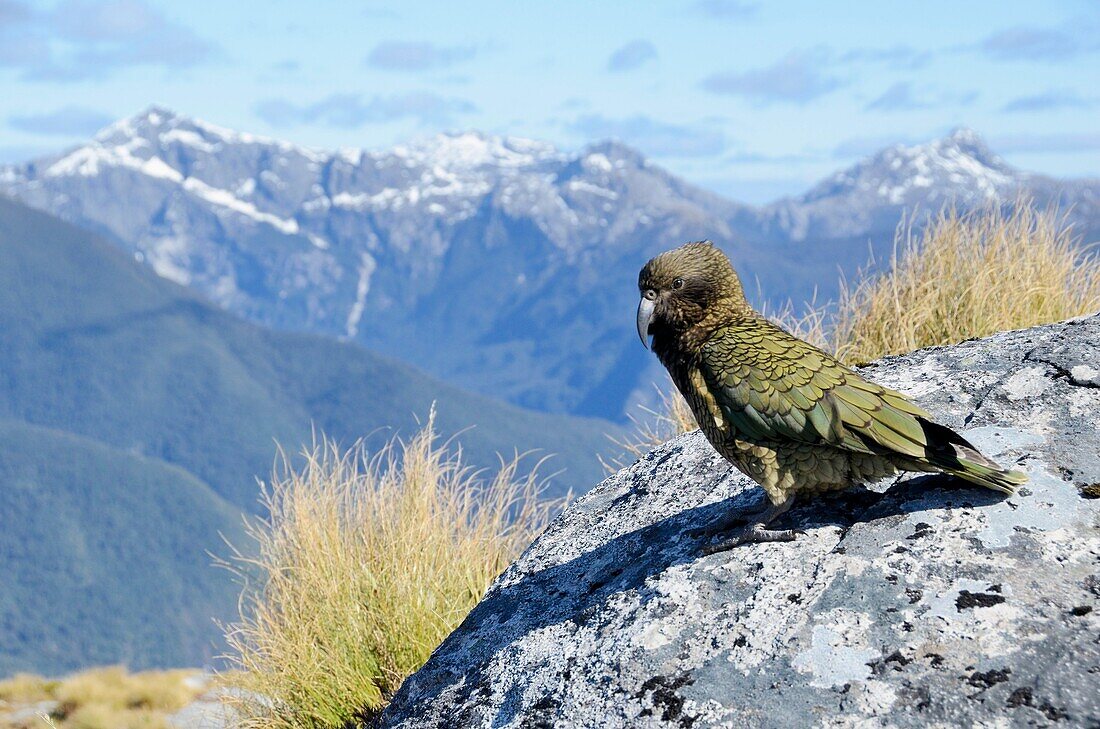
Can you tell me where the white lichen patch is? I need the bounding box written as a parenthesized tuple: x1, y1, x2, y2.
(920, 579, 1024, 658)
(1069, 364, 1099, 385)
(853, 679, 899, 715)
(1067, 387, 1100, 418)
(961, 425, 1044, 457)
(975, 461, 1082, 548)
(792, 622, 879, 689)
(868, 355, 952, 399)
(629, 566, 700, 651)
(714, 528, 846, 672)
(1001, 367, 1051, 401)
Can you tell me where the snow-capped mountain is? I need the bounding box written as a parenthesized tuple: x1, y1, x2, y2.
(760, 128, 1097, 243)
(2, 109, 1096, 419)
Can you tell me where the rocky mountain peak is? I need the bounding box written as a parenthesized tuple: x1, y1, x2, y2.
(393, 131, 563, 172)
(581, 139, 647, 167)
(801, 128, 1019, 206)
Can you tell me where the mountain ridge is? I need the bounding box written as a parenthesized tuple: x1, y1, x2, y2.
(2, 109, 1096, 419)
(0, 192, 622, 675)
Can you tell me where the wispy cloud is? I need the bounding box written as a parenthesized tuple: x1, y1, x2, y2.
(0, 30, 49, 68)
(557, 97, 590, 111)
(365, 41, 476, 71)
(864, 82, 977, 112)
(0, 142, 56, 163)
(255, 92, 477, 128)
(865, 82, 926, 111)
(566, 114, 726, 157)
(724, 149, 814, 164)
(0, 0, 32, 24)
(975, 26, 1084, 62)
(832, 134, 921, 159)
(607, 40, 657, 72)
(993, 132, 1100, 154)
(839, 45, 931, 70)
(8, 105, 112, 135)
(0, 0, 218, 81)
(688, 0, 759, 20)
(1001, 89, 1094, 113)
(702, 49, 841, 104)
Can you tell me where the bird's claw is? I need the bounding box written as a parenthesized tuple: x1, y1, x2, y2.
(689, 515, 748, 540)
(700, 524, 803, 555)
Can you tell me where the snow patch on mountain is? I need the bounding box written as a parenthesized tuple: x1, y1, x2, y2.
(1, 108, 1094, 421)
(803, 128, 1018, 205)
(345, 252, 377, 339)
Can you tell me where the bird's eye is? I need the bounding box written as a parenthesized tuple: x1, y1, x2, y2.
(672, 277, 684, 290)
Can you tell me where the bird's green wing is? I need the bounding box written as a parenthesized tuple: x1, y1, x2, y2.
(698, 316, 932, 458)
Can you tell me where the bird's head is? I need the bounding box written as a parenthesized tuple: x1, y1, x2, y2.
(636, 241, 747, 349)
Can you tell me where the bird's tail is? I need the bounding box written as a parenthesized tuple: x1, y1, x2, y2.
(919, 419, 1028, 494)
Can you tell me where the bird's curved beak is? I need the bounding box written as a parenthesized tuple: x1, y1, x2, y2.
(636, 297, 655, 350)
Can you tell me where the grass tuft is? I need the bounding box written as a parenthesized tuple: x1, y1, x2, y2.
(0, 667, 201, 729)
(601, 384, 698, 472)
(830, 203, 1100, 364)
(219, 409, 555, 728)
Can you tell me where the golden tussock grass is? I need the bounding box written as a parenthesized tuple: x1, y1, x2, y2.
(601, 383, 698, 472)
(219, 410, 556, 728)
(830, 203, 1100, 364)
(0, 666, 201, 729)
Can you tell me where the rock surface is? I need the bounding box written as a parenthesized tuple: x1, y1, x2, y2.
(380, 315, 1100, 728)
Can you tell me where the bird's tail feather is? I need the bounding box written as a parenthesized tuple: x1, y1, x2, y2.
(919, 419, 1028, 494)
(938, 457, 1028, 494)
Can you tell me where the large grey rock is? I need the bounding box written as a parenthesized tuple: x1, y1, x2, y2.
(380, 315, 1100, 728)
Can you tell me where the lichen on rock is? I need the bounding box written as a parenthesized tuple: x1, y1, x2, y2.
(380, 315, 1100, 728)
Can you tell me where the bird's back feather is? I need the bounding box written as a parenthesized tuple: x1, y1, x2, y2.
(695, 314, 1025, 493)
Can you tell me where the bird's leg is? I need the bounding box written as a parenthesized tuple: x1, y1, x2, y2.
(701, 495, 799, 554)
(693, 504, 756, 539)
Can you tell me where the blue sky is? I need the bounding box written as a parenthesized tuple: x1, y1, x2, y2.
(1, 0, 1098, 203)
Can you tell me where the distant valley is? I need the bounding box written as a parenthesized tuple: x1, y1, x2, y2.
(0, 196, 618, 674)
(4, 109, 1096, 420)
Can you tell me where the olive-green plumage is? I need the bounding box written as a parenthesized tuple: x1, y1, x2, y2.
(637, 242, 1026, 524)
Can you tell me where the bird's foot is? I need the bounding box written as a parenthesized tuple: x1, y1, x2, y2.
(689, 511, 752, 540)
(700, 523, 803, 554)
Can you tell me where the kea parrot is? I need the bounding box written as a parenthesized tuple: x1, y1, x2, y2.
(636, 241, 1027, 553)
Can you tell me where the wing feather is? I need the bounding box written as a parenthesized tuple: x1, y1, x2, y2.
(699, 316, 934, 460)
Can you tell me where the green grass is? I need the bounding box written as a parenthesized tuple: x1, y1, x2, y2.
(220, 413, 554, 727)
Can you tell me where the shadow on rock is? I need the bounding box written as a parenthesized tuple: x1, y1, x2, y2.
(383, 471, 1007, 726)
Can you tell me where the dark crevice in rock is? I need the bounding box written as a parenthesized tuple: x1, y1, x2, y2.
(966, 668, 1011, 690)
(906, 521, 934, 539)
(634, 674, 696, 727)
(1023, 349, 1100, 389)
(1005, 686, 1072, 722)
(963, 350, 1035, 424)
(956, 590, 1006, 611)
(870, 651, 913, 676)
